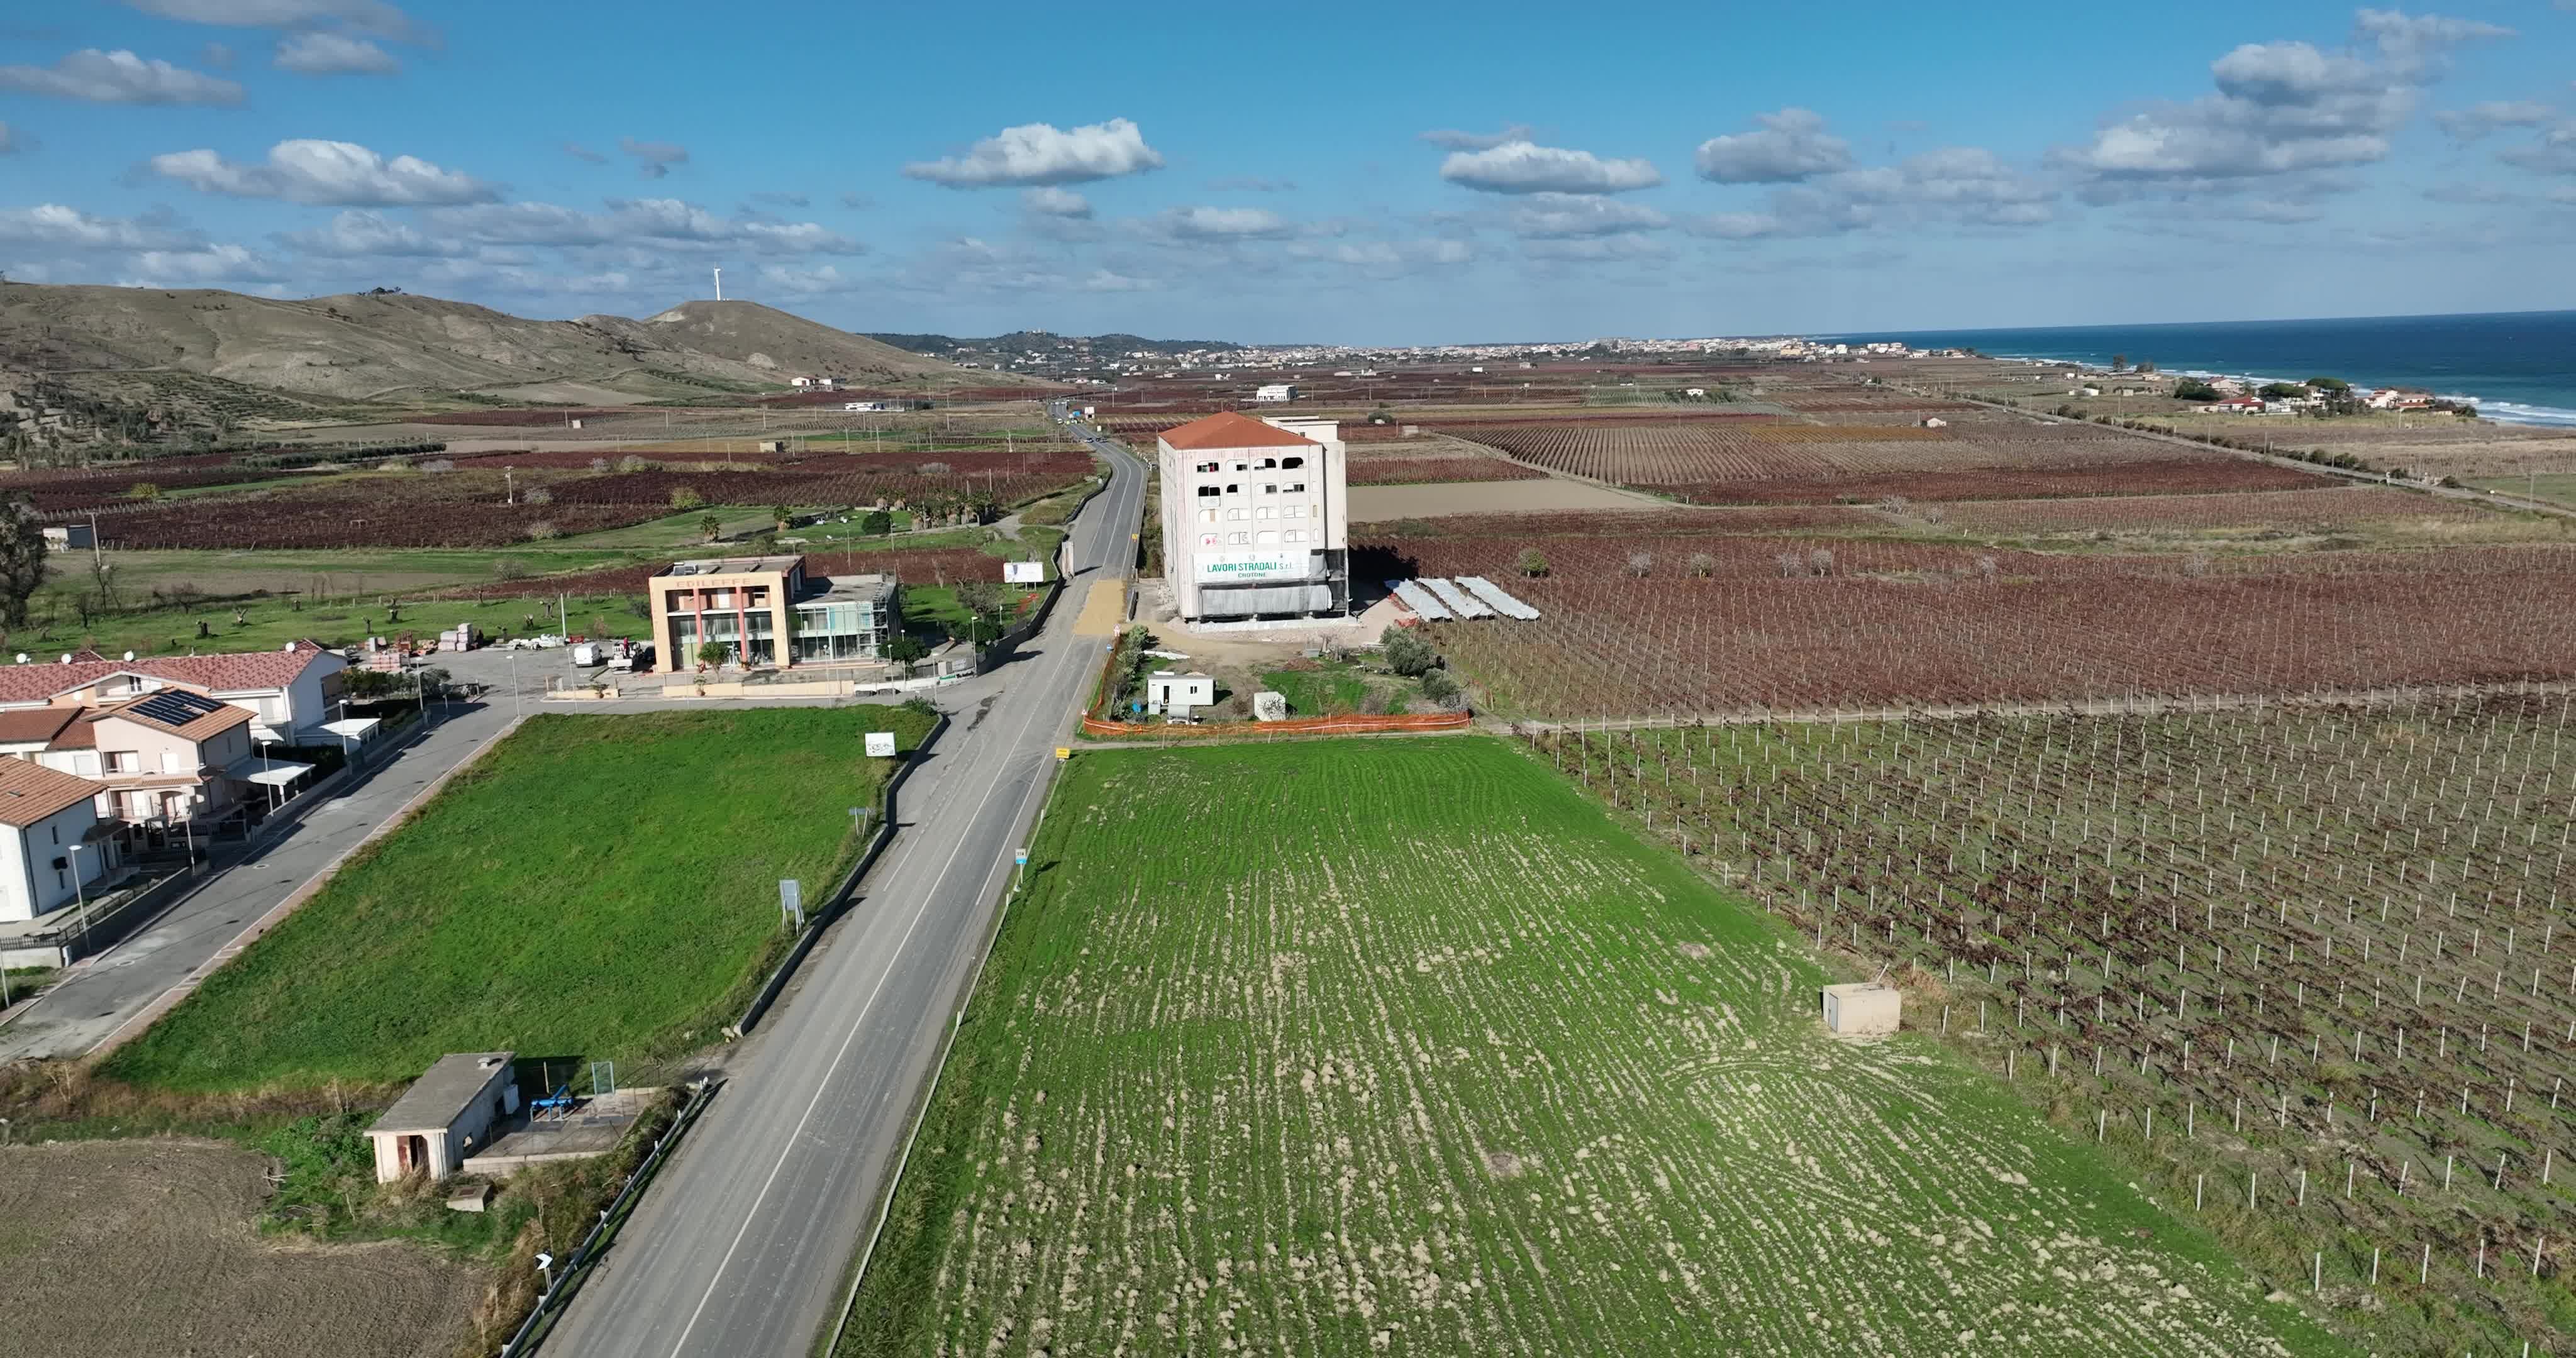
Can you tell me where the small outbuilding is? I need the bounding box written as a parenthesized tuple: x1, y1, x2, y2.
(368, 1051, 520, 1183)
(1145, 671, 1216, 718)
(1820, 982, 1901, 1036)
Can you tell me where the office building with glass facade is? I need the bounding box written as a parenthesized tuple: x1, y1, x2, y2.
(650, 556, 899, 670)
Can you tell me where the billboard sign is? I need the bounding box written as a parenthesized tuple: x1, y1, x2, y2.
(864, 731, 897, 757)
(1003, 560, 1045, 585)
(1195, 551, 1303, 583)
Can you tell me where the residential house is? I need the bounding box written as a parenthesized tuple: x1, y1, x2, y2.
(35, 690, 255, 834)
(0, 641, 348, 743)
(0, 759, 121, 924)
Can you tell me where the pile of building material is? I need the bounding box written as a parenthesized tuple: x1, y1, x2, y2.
(1385, 577, 1540, 623)
(1455, 576, 1541, 620)
(437, 624, 483, 653)
(1386, 580, 1452, 621)
(1421, 578, 1494, 619)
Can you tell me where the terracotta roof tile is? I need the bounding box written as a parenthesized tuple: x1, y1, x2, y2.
(0, 708, 79, 746)
(0, 759, 99, 828)
(1157, 411, 1321, 452)
(0, 645, 336, 706)
(101, 693, 253, 743)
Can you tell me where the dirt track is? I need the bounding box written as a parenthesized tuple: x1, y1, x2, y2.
(0, 1139, 488, 1358)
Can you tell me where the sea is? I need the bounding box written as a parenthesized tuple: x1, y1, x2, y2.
(1831, 310, 2576, 428)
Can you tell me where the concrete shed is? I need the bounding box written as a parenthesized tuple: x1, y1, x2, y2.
(368, 1051, 520, 1183)
(1821, 982, 1901, 1036)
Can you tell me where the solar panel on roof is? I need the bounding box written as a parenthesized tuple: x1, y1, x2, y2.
(128, 689, 227, 727)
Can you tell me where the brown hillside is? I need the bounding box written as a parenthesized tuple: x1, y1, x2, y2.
(0, 282, 1040, 407)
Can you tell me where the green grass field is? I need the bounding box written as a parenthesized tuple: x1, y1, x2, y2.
(837, 737, 2348, 1357)
(1260, 665, 1369, 715)
(102, 707, 935, 1093)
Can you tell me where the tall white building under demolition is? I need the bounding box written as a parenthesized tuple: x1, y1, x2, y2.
(1154, 411, 1349, 622)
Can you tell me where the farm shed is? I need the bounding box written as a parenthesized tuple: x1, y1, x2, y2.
(369, 1051, 519, 1183)
(1820, 982, 1900, 1036)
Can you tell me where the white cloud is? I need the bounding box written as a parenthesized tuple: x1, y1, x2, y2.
(422, 198, 862, 255)
(119, 242, 288, 285)
(1286, 239, 1474, 271)
(274, 33, 399, 75)
(1522, 233, 1670, 263)
(1419, 124, 1533, 151)
(120, 0, 431, 43)
(1020, 185, 1093, 218)
(756, 263, 863, 295)
(1687, 145, 2053, 239)
(0, 48, 244, 104)
(2435, 100, 2558, 140)
(1694, 108, 1853, 183)
(564, 141, 608, 165)
(748, 190, 811, 209)
(905, 118, 1163, 187)
(1154, 206, 1292, 240)
(279, 208, 462, 257)
(2351, 8, 2511, 72)
(2421, 180, 2521, 204)
(2052, 11, 2509, 197)
(150, 140, 499, 205)
(1508, 192, 1669, 238)
(2500, 123, 2576, 175)
(1438, 140, 1662, 194)
(1075, 268, 1154, 292)
(620, 137, 688, 180)
(0, 204, 204, 251)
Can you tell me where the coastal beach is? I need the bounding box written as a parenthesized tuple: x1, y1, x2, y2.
(1844, 310, 2576, 428)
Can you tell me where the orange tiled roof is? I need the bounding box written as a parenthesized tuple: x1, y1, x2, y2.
(1158, 411, 1321, 452)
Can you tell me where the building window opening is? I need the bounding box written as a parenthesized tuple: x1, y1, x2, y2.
(1281, 456, 1304, 469)
(1196, 485, 1220, 498)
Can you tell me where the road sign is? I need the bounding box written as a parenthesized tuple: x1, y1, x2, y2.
(779, 879, 804, 930)
(1054, 746, 1071, 761)
(1014, 849, 1029, 866)
(864, 731, 897, 757)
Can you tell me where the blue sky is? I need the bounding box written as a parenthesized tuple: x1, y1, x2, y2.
(1, 0, 2571, 343)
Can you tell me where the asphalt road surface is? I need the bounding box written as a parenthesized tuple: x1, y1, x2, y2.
(545, 408, 1146, 1358)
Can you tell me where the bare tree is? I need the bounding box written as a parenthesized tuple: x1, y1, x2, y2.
(1686, 551, 1716, 578)
(1975, 554, 1998, 582)
(1625, 551, 1653, 578)
(1774, 551, 1806, 578)
(1807, 548, 1835, 577)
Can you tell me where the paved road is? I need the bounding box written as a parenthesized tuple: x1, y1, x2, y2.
(0, 692, 519, 1063)
(545, 407, 1146, 1358)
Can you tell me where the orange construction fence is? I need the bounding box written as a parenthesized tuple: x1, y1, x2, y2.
(1081, 712, 1472, 739)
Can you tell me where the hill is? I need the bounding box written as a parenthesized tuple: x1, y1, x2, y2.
(585, 300, 1041, 391)
(0, 282, 1044, 424)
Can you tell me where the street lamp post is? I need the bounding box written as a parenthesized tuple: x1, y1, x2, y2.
(67, 841, 94, 956)
(256, 737, 283, 815)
